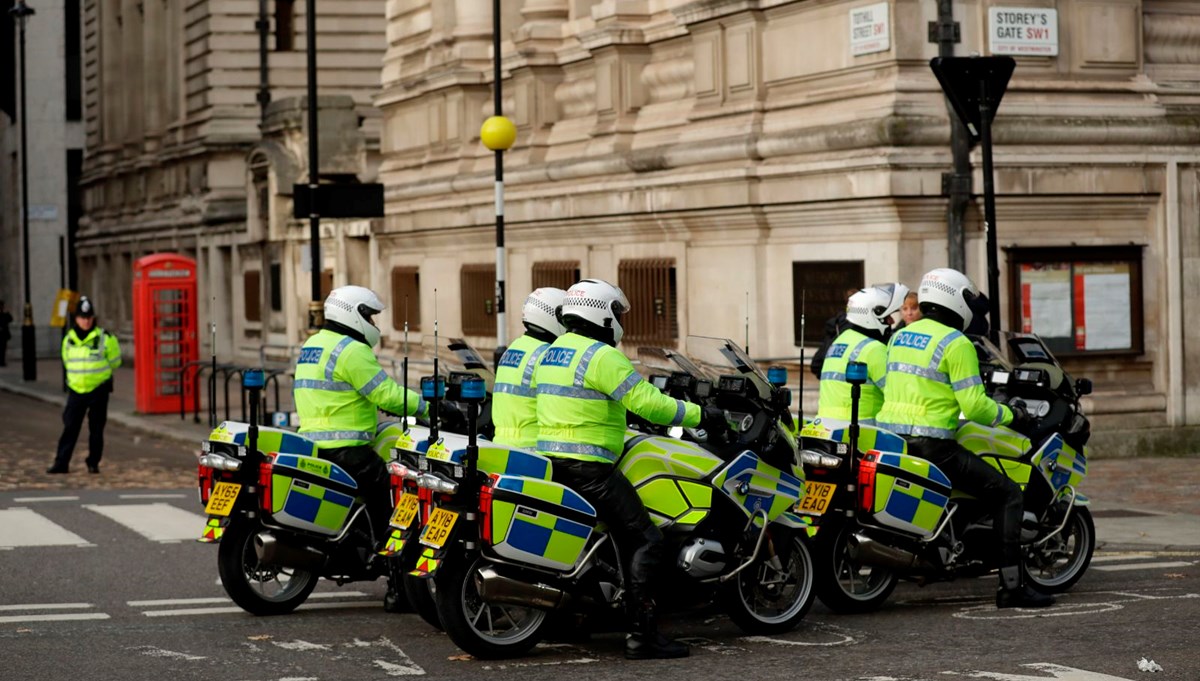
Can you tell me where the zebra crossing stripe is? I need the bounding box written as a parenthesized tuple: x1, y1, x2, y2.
(0, 508, 92, 548)
(83, 503, 207, 543)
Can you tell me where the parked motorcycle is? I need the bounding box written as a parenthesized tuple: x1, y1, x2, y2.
(413, 336, 817, 659)
(797, 333, 1095, 613)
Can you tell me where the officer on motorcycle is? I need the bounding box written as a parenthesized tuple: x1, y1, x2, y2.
(815, 283, 908, 428)
(492, 287, 567, 449)
(293, 286, 427, 544)
(534, 279, 725, 659)
(875, 268, 1053, 609)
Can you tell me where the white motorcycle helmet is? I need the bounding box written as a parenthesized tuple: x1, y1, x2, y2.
(561, 279, 631, 344)
(523, 287, 567, 337)
(917, 268, 979, 331)
(846, 283, 910, 334)
(324, 285, 385, 347)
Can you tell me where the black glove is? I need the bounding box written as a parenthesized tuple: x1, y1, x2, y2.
(700, 405, 728, 433)
(1008, 401, 1032, 432)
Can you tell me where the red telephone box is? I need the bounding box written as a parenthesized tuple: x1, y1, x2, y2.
(134, 254, 199, 414)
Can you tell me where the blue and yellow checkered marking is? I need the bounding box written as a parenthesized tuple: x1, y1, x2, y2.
(827, 426, 908, 455)
(713, 451, 805, 520)
(1032, 434, 1087, 492)
(274, 453, 357, 489)
(878, 452, 952, 489)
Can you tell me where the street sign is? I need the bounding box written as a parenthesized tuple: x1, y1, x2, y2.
(989, 7, 1058, 56)
(49, 289, 79, 328)
(293, 183, 385, 219)
(929, 56, 1015, 142)
(850, 2, 890, 56)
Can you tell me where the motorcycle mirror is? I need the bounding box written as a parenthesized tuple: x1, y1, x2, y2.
(1075, 378, 1093, 396)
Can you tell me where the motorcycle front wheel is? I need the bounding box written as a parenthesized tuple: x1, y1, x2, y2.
(722, 530, 816, 635)
(403, 574, 442, 630)
(813, 520, 899, 614)
(434, 553, 548, 659)
(1023, 506, 1095, 593)
(217, 519, 319, 616)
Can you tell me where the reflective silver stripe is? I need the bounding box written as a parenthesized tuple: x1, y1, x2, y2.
(820, 371, 845, 382)
(305, 430, 374, 442)
(357, 370, 389, 397)
(522, 344, 549, 387)
(669, 400, 688, 427)
(929, 331, 962, 371)
(847, 337, 874, 363)
(610, 373, 642, 401)
(415, 397, 428, 415)
(66, 357, 101, 364)
(574, 342, 606, 386)
(991, 403, 1007, 427)
(874, 375, 886, 389)
(952, 375, 982, 391)
(537, 440, 617, 462)
(325, 336, 355, 381)
(66, 367, 112, 374)
(495, 382, 536, 398)
(878, 422, 956, 439)
(538, 383, 608, 400)
(293, 378, 355, 392)
(887, 362, 949, 384)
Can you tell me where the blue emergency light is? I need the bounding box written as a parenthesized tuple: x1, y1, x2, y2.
(461, 376, 486, 402)
(846, 361, 868, 385)
(242, 369, 265, 389)
(421, 376, 446, 400)
(768, 366, 788, 386)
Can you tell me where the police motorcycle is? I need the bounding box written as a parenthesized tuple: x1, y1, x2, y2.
(196, 369, 420, 616)
(411, 335, 816, 659)
(796, 332, 1095, 613)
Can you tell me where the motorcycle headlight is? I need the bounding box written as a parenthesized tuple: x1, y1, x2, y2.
(799, 449, 842, 469)
(199, 453, 242, 471)
(417, 473, 458, 495)
(387, 462, 419, 480)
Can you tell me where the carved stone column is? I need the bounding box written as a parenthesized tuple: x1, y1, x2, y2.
(142, 0, 164, 150)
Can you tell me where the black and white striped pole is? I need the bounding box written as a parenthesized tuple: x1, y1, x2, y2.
(481, 0, 516, 357)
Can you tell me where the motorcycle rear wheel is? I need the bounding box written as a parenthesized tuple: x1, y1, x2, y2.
(723, 531, 816, 635)
(434, 554, 548, 659)
(813, 521, 899, 614)
(1023, 506, 1094, 593)
(217, 519, 319, 616)
(403, 574, 442, 630)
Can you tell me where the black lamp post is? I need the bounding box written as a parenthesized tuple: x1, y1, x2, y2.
(12, 0, 36, 381)
(305, 0, 322, 331)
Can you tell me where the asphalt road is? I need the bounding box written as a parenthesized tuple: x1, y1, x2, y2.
(2, 392, 1198, 680)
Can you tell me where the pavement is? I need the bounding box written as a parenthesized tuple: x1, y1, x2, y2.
(2, 359, 1200, 551)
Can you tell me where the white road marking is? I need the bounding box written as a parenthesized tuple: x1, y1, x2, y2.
(273, 640, 332, 651)
(954, 589, 1200, 620)
(0, 508, 91, 548)
(1089, 553, 1156, 562)
(482, 658, 599, 670)
(0, 613, 111, 623)
(11, 496, 80, 503)
(141, 601, 378, 617)
(943, 661, 1134, 680)
(128, 591, 369, 607)
(1092, 561, 1194, 572)
(83, 503, 207, 542)
(0, 603, 95, 611)
(131, 646, 206, 661)
(119, 494, 187, 500)
(368, 637, 425, 676)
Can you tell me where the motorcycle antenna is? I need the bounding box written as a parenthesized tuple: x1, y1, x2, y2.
(429, 289, 440, 443)
(401, 295, 409, 430)
(209, 295, 217, 427)
(744, 290, 750, 356)
(798, 289, 807, 424)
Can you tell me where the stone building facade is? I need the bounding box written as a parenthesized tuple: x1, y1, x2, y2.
(374, 0, 1200, 432)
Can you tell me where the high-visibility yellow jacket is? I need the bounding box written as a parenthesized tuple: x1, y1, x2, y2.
(62, 327, 121, 394)
(876, 318, 1012, 439)
(816, 328, 887, 423)
(294, 329, 426, 450)
(534, 332, 702, 464)
(492, 333, 550, 449)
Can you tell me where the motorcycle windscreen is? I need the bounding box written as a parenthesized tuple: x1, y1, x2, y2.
(1030, 434, 1087, 493)
(269, 454, 359, 535)
(489, 475, 597, 571)
(870, 452, 952, 538)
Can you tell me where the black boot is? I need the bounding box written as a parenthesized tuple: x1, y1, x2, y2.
(996, 566, 1055, 609)
(625, 599, 689, 660)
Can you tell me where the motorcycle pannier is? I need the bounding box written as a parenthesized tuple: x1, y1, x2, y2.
(865, 452, 952, 538)
(269, 453, 359, 536)
(488, 475, 598, 571)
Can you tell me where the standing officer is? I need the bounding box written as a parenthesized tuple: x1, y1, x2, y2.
(49, 296, 121, 474)
(875, 268, 1051, 609)
(816, 283, 907, 428)
(492, 287, 567, 449)
(294, 286, 427, 541)
(534, 279, 725, 660)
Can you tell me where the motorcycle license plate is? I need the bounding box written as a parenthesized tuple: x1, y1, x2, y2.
(796, 481, 836, 515)
(204, 482, 241, 516)
(390, 493, 420, 530)
(420, 508, 459, 549)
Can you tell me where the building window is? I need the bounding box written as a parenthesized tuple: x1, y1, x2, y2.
(275, 0, 295, 51)
(792, 261, 863, 346)
(391, 266, 421, 331)
(268, 262, 282, 312)
(244, 270, 262, 322)
(618, 258, 678, 346)
(1008, 246, 1144, 356)
(531, 260, 580, 291)
(461, 264, 496, 337)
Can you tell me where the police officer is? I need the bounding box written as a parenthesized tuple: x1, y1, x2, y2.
(876, 268, 1051, 609)
(534, 279, 725, 660)
(815, 283, 908, 428)
(294, 286, 427, 542)
(49, 296, 121, 474)
(492, 287, 567, 449)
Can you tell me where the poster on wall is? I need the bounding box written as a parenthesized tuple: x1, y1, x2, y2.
(1019, 264, 1071, 339)
(1074, 263, 1132, 351)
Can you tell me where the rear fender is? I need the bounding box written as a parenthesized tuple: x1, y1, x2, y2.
(772, 512, 821, 540)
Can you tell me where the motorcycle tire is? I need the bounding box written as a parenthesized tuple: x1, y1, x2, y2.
(403, 574, 442, 630)
(722, 530, 817, 635)
(433, 552, 548, 659)
(1023, 506, 1095, 593)
(813, 520, 898, 614)
(217, 519, 319, 616)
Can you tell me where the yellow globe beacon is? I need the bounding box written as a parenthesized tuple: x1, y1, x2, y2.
(480, 115, 517, 151)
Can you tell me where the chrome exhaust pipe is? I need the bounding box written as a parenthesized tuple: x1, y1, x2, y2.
(254, 531, 327, 571)
(847, 533, 934, 572)
(474, 566, 570, 610)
